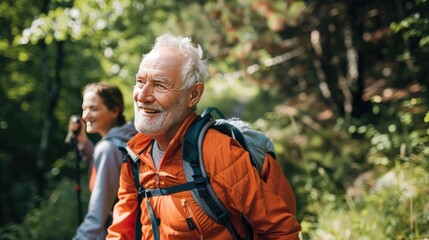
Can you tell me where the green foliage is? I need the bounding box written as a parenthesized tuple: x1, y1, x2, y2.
(198, 76, 260, 118)
(289, 95, 428, 239)
(233, 83, 429, 239)
(2, 0, 429, 239)
(425, 111, 429, 122)
(305, 163, 429, 240)
(0, 178, 89, 240)
(390, 0, 429, 47)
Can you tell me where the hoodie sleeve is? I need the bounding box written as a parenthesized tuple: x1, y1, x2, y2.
(73, 140, 122, 240)
(78, 139, 95, 164)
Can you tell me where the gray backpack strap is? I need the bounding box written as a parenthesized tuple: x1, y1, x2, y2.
(182, 119, 231, 222)
(107, 137, 127, 149)
(125, 146, 139, 163)
(182, 111, 242, 240)
(116, 143, 143, 240)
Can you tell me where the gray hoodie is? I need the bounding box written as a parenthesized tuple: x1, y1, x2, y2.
(73, 121, 137, 240)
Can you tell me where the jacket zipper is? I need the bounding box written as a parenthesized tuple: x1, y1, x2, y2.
(182, 199, 204, 239)
(155, 172, 160, 187)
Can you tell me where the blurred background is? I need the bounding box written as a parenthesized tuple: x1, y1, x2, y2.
(0, 0, 428, 239)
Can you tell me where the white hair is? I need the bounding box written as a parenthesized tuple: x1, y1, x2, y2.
(145, 33, 210, 89)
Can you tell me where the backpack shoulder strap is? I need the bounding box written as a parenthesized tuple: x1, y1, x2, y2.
(121, 143, 197, 240)
(182, 108, 241, 239)
(118, 146, 140, 187)
(117, 145, 143, 240)
(107, 137, 127, 149)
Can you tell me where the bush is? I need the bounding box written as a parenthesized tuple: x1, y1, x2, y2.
(0, 178, 89, 240)
(305, 164, 429, 240)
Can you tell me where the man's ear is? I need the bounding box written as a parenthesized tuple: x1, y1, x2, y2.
(187, 82, 204, 108)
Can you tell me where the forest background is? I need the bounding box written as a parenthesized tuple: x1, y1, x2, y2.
(0, 0, 428, 239)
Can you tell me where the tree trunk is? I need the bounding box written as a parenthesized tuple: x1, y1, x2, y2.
(35, 0, 50, 197)
(314, 3, 346, 116)
(346, 0, 372, 117)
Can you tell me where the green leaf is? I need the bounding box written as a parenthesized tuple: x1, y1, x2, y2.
(425, 111, 429, 122)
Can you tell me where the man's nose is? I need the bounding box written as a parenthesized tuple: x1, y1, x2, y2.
(135, 84, 155, 102)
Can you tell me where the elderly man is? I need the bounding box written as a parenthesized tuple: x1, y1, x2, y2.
(107, 33, 301, 239)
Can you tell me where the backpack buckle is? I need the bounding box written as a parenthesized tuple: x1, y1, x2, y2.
(194, 176, 209, 197)
(122, 154, 129, 163)
(217, 212, 229, 224)
(137, 186, 146, 198)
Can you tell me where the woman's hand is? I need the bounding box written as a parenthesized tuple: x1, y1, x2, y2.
(66, 115, 88, 144)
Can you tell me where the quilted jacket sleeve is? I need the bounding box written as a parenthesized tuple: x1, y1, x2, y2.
(106, 160, 139, 239)
(204, 131, 301, 239)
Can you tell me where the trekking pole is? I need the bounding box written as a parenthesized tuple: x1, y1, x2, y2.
(65, 115, 83, 224)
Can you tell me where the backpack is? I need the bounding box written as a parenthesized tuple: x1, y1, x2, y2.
(119, 107, 296, 240)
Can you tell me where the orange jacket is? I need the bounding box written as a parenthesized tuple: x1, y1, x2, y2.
(107, 112, 301, 239)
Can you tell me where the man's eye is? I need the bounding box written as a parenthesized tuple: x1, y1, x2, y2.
(135, 81, 145, 88)
(154, 84, 166, 90)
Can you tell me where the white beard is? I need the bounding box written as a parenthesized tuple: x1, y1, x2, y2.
(134, 96, 185, 135)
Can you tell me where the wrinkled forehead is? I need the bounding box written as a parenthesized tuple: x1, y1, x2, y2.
(138, 47, 184, 74)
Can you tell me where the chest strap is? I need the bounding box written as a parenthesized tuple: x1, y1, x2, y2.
(137, 178, 209, 198)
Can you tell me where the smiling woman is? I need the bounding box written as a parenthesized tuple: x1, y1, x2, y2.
(82, 85, 123, 137)
(68, 82, 137, 240)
